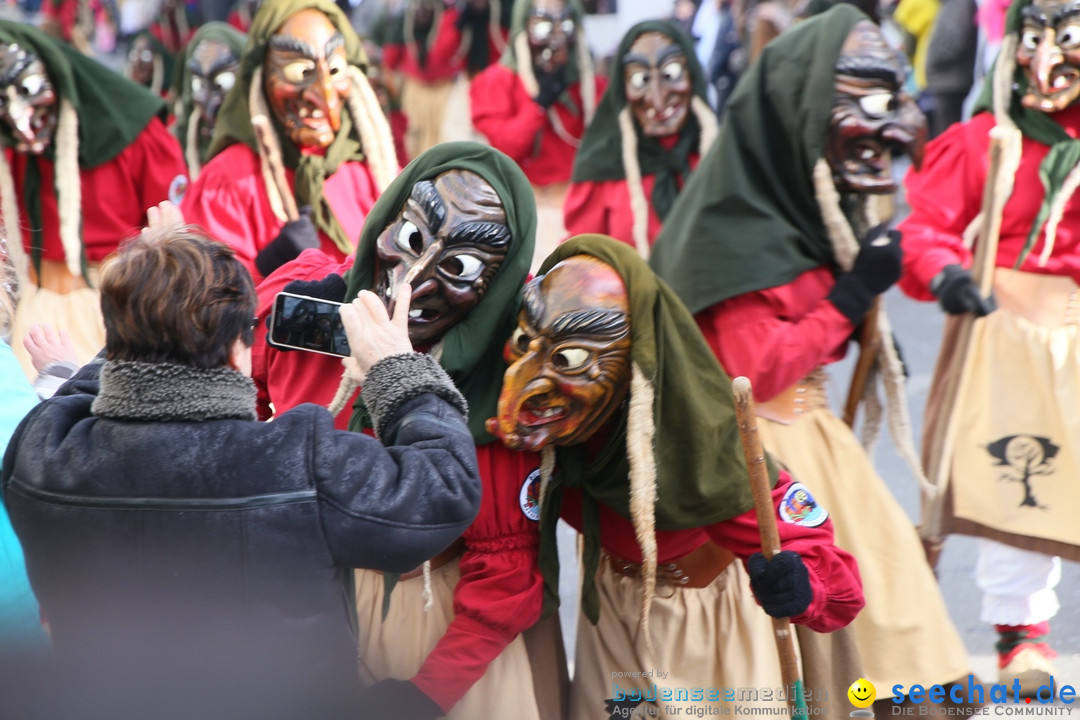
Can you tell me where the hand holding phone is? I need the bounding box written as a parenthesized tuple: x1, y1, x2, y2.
(340, 284, 414, 384)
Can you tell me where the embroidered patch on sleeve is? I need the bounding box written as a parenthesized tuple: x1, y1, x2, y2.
(168, 174, 189, 205)
(519, 468, 542, 522)
(779, 482, 828, 527)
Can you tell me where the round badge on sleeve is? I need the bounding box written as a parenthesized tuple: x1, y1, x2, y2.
(779, 482, 828, 527)
(168, 174, 189, 205)
(519, 468, 542, 522)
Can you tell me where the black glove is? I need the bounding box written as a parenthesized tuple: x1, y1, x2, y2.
(747, 550, 813, 619)
(282, 272, 347, 303)
(356, 679, 445, 720)
(255, 205, 320, 278)
(930, 264, 998, 317)
(534, 69, 568, 109)
(827, 223, 903, 324)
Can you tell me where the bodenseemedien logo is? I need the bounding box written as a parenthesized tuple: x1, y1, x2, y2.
(849, 678, 877, 717)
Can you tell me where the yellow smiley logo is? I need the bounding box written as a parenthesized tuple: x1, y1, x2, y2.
(848, 678, 876, 708)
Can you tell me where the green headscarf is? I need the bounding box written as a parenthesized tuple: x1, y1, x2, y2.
(209, 0, 369, 255)
(571, 19, 712, 222)
(501, 0, 585, 86)
(173, 22, 247, 166)
(535, 234, 777, 622)
(0, 20, 168, 168)
(973, 0, 1080, 266)
(649, 5, 865, 314)
(342, 142, 537, 444)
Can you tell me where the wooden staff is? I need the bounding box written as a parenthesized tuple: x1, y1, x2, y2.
(732, 375, 805, 718)
(919, 126, 1018, 565)
(842, 296, 880, 428)
(251, 114, 300, 222)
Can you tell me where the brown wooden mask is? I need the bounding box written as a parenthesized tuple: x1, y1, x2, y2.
(824, 20, 926, 194)
(623, 31, 692, 138)
(0, 43, 57, 155)
(488, 255, 632, 452)
(1017, 0, 1080, 112)
(373, 169, 511, 347)
(264, 9, 351, 150)
(527, 0, 576, 76)
(189, 38, 240, 142)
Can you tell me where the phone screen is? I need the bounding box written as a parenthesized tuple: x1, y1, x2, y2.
(267, 292, 351, 358)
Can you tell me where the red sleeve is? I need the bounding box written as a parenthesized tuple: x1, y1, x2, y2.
(410, 444, 543, 712)
(129, 117, 189, 212)
(896, 114, 989, 300)
(470, 66, 547, 164)
(694, 267, 855, 402)
(383, 44, 406, 72)
(564, 180, 613, 238)
(705, 471, 864, 633)
(181, 145, 280, 282)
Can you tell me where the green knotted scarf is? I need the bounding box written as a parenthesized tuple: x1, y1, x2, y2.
(0, 20, 169, 279)
(649, 5, 864, 314)
(173, 22, 246, 166)
(535, 234, 777, 623)
(342, 141, 537, 444)
(209, 0, 368, 255)
(973, 0, 1080, 267)
(571, 19, 710, 222)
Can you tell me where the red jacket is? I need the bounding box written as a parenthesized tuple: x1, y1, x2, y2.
(470, 63, 607, 187)
(898, 106, 1080, 300)
(564, 143, 700, 249)
(695, 267, 853, 402)
(181, 143, 381, 283)
(382, 7, 465, 84)
(251, 249, 543, 713)
(559, 470, 864, 633)
(7, 116, 186, 264)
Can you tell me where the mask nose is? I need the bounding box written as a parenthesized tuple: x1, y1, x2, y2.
(1035, 28, 1066, 97)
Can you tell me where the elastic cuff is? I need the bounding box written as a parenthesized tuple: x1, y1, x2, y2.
(361, 352, 468, 437)
(826, 274, 875, 325)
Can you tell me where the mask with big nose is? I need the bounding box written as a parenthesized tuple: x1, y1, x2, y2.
(488, 256, 632, 453)
(0, 43, 57, 155)
(189, 38, 240, 141)
(264, 8, 351, 150)
(373, 169, 511, 347)
(823, 20, 926, 194)
(1016, 0, 1080, 112)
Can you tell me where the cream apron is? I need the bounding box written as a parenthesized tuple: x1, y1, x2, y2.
(400, 77, 455, 160)
(935, 268, 1080, 560)
(354, 562, 543, 720)
(757, 371, 970, 691)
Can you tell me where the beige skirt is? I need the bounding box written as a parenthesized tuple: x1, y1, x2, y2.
(569, 559, 796, 720)
(945, 306, 1080, 556)
(759, 410, 970, 690)
(532, 181, 569, 276)
(10, 282, 105, 380)
(400, 77, 455, 160)
(353, 564, 542, 720)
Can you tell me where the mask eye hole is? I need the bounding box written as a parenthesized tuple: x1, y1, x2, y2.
(281, 59, 315, 84)
(214, 71, 235, 91)
(20, 74, 42, 96)
(510, 326, 531, 354)
(627, 69, 648, 91)
(530, 20, 553, 42)
(551, 347, 590, 372)
(858, 92, 895, 119)
(1059, 25, 1080, 48)
(561, 19, 575, 36)
(661, 61, 685, 83)
(328, 55, 347, 77)
(439, 254, 485, 283)
(395, 221, 423, 254)
(1021, 29, 1042, 51)
(191, 77, 205, 94)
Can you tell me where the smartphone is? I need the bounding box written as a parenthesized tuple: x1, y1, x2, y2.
(267, 291, 351, 358)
